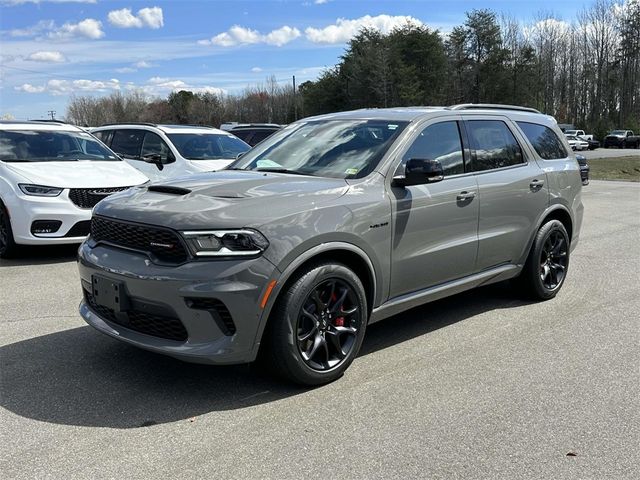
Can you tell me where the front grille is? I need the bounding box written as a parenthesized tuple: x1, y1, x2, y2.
(83, 288, 188, 341)
(185, 298, 236, 335)
(64, 220, 91, 237)
(90, 216, 188, 264)
(69, 187, 131, 209)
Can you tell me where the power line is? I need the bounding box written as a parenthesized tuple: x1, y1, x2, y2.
(0, 64, 86, 81)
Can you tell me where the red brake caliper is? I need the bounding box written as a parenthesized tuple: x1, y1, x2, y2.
(331, 292, 345, 327)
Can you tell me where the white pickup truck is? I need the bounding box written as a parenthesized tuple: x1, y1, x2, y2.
(565, 129, 593, 141)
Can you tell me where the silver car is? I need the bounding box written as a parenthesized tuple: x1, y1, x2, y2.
(78, 104, 584, 385)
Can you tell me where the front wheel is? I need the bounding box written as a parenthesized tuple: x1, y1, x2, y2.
(265, 262, 368, 385)
(517, 220, 570, 300)
(0, 202, 19, 259)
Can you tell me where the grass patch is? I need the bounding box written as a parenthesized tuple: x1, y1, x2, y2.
(587, 156, 640, 182)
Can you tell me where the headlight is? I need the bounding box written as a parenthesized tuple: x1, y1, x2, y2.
(18, 184, 63, 197)
(181, 229, 269, 257)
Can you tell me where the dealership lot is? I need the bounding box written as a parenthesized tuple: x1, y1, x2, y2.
(1, 180, 638, 479)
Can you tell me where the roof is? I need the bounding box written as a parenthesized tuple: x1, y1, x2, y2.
(91, 123, 230, 135)
(303, 105, 555, 126)
(0, 120, 84, 132)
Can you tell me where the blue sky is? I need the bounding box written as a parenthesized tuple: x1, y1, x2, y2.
(0, 0, 593, 120)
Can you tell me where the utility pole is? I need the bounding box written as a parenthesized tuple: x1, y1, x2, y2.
(292, 75, 297, 121)
(47, 110, 56, 120)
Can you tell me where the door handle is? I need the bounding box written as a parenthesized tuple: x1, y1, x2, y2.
(456, 191, 476, 201)
(530, 179, 544, 190)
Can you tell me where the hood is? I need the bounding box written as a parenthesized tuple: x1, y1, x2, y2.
(187, 159, 235, 172)
(95, 170, 349, 230)
(4, 160, 148, 188)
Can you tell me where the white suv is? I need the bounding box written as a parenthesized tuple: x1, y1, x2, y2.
(91, 124, 250, 181)
(0, 121, 148, 257)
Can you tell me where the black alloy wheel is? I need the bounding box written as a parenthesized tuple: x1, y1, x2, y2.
(0, 203, 18, 258)
(518, 219, 570, 300)
(265, 262, 368, 385)
(296, 278, 362, 371)
(539, 230, 568, 290)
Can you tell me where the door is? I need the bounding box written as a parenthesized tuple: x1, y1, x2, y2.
(464, 118, 548, 270)
(110, 130, 176, 182)
(389, 119, 479, 298)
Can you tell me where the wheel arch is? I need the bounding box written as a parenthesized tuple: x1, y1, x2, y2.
(519, 204, 574, 266)
(250, 243, 378, 360)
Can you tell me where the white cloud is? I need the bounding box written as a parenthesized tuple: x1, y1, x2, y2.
(134, 60, 155, 68)
(199, 24, 301, 47)
(251, 67, 263, 72)
(115, 67, 136, 73)
(7, 20, 55, 37)
(136, 77, 225, 96)
(49, 18, 104, 39)
(314, 0, 330, 4)
(305, 14, 423, 44)
(1, 0, 95, 5)
(108, 7, 164, 29)
(26, 50, 66, 62)
(14, 83, 46, 93)
(264, 26, 301, 46)
(14, 78, 120, 95)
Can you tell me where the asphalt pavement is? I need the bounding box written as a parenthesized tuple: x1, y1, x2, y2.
(580, 148, 639, 159)
(1, 180, 639, 479)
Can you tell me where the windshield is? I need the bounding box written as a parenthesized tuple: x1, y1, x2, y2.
(0, 130, 119, 162)
(609, 130, 626, 135)
(167, 133, 249, 160)
(232, 119, 408, 179)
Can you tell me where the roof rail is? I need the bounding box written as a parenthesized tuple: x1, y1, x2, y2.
(449, 103, 541, 114)
(28, 119, 69, 124)
(97, 122, 158, 127)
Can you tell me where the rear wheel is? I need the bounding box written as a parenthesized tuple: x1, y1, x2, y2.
(0, 202, 18, 259)
(518, 220, 570, 300)
(265, 262, 367, 385)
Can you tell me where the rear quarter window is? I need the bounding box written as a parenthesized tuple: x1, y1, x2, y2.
(517, 122, 568, 160)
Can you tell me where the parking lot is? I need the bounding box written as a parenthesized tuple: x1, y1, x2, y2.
(1, 180, 638, 479)
(580, 148, 639, 159)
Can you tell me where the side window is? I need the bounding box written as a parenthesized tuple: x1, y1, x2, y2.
(466, 120, 525, 171)
(517, 122, 568, 160)
(141, 132, 174, 163)
(400, 121, 465, 176)
(231, 130, 252, 142)
(249, 130, 275, 145)
(110, 130, 144, 158)
(93, 130, 113, 146)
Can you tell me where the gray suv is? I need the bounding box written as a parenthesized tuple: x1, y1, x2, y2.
(78, 104, 584, 385)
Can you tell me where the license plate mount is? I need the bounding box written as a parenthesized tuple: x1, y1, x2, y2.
(91, 275, 129, 312)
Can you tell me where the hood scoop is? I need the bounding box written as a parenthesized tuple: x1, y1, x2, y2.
(148, 185, 192, 195)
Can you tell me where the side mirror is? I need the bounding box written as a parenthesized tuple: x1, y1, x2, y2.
(141, 153, 164, 170)
(236, 152, 246, 160)
(392, 159, 444, 187)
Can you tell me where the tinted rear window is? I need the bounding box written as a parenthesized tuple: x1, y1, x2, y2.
(466, 120, 525, 171)
(517, 122, 568, 160)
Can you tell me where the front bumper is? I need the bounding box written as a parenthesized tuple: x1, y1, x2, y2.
(6, 190, 91, 245)
(77, 242, 278, 364)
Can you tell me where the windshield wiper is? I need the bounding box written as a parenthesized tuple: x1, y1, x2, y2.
(255, 168, 315, 176)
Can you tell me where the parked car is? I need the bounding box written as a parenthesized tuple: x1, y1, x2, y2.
(565, 135, 589, 151)
(576, 154, 589, 185)
(603, 130, 640, 148)
(564, 129, 594, 141)
(580, 137, 600, 150)
(220, 123, 283, 146)
(91, 124, 251, 181)
(0, 120, 148, 258)
(78, 104, 583, 385)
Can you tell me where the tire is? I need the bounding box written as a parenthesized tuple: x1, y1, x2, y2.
(265, 262, 368, 385)
(0, 201, 19, 259)
(518, 220, 570, 300)
(621, 140, 626, 149)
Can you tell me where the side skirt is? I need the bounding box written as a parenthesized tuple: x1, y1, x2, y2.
(369, 264, 520, 324)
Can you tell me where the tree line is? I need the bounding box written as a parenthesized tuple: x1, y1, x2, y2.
(66, 0, 639, 140)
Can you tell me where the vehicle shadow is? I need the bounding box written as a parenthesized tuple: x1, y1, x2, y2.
(0, 244, 79, 267)
(0, 282, 532, 429)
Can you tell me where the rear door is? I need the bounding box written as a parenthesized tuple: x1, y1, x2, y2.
(464, 117, 548, 270)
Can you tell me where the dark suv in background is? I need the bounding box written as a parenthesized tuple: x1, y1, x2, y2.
(78, 104, 583, 385)
(220, 123, 283, 146)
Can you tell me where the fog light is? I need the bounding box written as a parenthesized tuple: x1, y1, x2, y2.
(31, 220, 62, 235)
